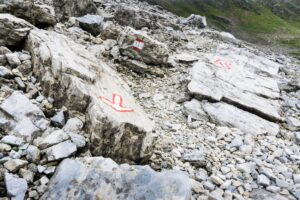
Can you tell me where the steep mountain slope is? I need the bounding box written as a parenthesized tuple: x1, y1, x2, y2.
(141, 0, 300, 57)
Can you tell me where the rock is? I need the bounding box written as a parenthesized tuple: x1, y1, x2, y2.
(25, 145, 40, 163)
(50, 111, 65, 128)
(27, 29, 154, 162)
(118, 27, 170, 65)
(0, 0, 56, 25)
(171, 53, 199, 63)
(0, 14, 34, 46)
(43, 140, 77, 162)
(209, 188, 224, 200)
(191, 179, 205, 194)
(183, 99, 209, 121)
(188, 45, 282, 123)
(77, 14, 104, 36)
(4, 159, 28, 172)
(0, 143, 11, 152)
(38, 130, 69, 149)
(181, 14, 207, 28)
(52, 0, 97, 21)
(122, 59, 154, 74)
(202, 102, 280, 136)
(41, 157, 191, 199)
(195, 169, 208, 182)
(266, 186, 280, 193)
(5, 53, 21, 68)
(0, 91, 46, 141)
(204, 181, 216, 191)
(257, 174, 270, 186)
(295, 132, 300, 144)
(19, 168, 34, 183)
(183, 149, 206, 167)
(293, 174, 300, 184)
(63, 117, 83, 134)
(0, 66, 13, 78)
(1, 135, 24, 146)
(211, 175, 225, 186)
(275, 178, 289, 188)
(5, 173, 28, 200)
(68, 132, 86, 148)
(286, 117, 300, 131)
(230, 136, 243, 148)
(14, 77, 26, 90)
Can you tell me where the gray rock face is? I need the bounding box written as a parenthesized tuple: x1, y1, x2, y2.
(41, 157, 191, 200)
(0, 91, 47, 141)
(203, 102, 280, 135)
(181, 14, 207, 28)
(27, 29, 154, 162)
(5, 173, 28, 200)
(188, 45, 282, 122)
(0, 14, 34, 46)
(77, 14, 104, 36)
(118, 27, 170, 65)
(0, 0, 56, 25)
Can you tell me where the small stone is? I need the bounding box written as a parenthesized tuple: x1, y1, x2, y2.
(257, 174, 270, 186)
(68, 132, 86, 148)
(183, 149, 206, 167)
(293, 174, 300, 184)
(275, 178, 289, 188)
(204, 181, 216, 191)
(43, 140, 77, 162)
(211, 175, 224, 186)
(14, 77, 26, 90)
(29, 190, 39, 199)
(37, 165, 46, 173)
(191, 179, 205, 194)
(266, 185, 280, 193)
(0, 66, 13, 78)
(195, 169, 208, 182)
(221, 166, 231, 174)
(209, 188, 224, 200)
(5, 173, 28, 200)
(286, 117, 300, 130)
(50, 111, 65, 128)
(230, 136, 243, 148)
(4, 159, 28, 172)
(38, 130, 69, 149)
(0, 143, 12, 152)
(5, 53, 21, 68)
(25, 145, 40, 163)
(171, 149, 182, 158)
(1, 135, 24, 146)
(44, 166, 56, 175)
(63, 117, 84, 134)
(19, 168, 34, 183)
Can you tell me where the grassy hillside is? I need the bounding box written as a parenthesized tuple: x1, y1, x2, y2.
(142, 0, 300, 57)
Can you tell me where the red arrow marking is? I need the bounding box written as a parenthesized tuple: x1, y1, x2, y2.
(214, 58, 232, 70)
(98, 93, 134, 113)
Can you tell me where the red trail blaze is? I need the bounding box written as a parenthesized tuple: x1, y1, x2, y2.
(98, 93, 135, 113)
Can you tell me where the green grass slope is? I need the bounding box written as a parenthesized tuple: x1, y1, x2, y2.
(142, 0, 300, 57)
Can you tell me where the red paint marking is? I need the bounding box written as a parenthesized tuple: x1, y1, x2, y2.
(214, 58, 232, 70)
(98, 93, 134, 113)
(131, 38, 145, 52)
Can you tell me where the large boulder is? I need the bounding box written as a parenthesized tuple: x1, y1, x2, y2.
(27, 29, 154, 162)
(118, 27, 170, 65)
(41, 157, 191, 200)
(181, 14, 207, 28)
(0, 0, 56, 26)
(188, 45, 282, 122)
(0, 14, 34, 46)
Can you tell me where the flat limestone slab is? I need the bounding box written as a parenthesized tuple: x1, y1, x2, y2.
(41, 157, 191, 200)
(27, 29, 154, 162)
(188, 44, 282, 122)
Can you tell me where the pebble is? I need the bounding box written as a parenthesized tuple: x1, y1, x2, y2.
(257, 174, 270, 186)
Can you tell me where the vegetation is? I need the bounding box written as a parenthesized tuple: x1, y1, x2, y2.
(142, 0, 300, 57)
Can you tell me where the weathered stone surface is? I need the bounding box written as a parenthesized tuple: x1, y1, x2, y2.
(38, 130, 69, 149)
(1, 135, 24, 146)
(5, 173, 28, 200)
(77, 14, 104, 36)
(63, 117, 83, 134)
(0, 14, 34, 46)
(0, 0, 56, 25)
(41, 157, 191, 200)
(43, 140, 77, 162)
(181, 14, 207, 28)
(202, 102, 280, 135)
(188, 45, 282, 122)
(0, 91, 46, 141)
(4, 159, 28, 172)
(118, 27, 170, 65)
(27, 29, 154, 162)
